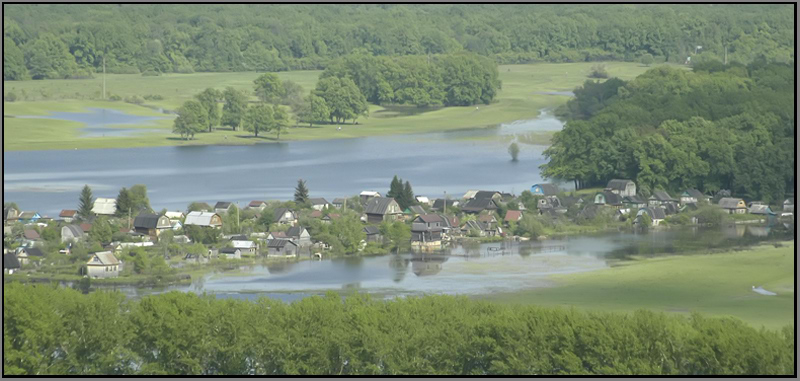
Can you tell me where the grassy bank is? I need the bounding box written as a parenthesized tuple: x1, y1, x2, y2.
(485, 241, 795, 330)
(3, 62, 670, 151)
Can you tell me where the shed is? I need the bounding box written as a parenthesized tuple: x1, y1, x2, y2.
(219, 248, 242, 259)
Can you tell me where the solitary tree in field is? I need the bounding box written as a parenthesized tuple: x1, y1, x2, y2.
(173, 100, 208, 140)
(253, 73, 285, 103)
(77, 184, 94, 221)
(508, 142, 520, 162)
(243, 103, 273, 138)
(640, 54, 654, 67)
(294, 179, 309, 204)
(221, 87, 248, 131)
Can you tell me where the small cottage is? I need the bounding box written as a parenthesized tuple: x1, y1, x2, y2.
(231, 236, 258, 255)
(606, 180, 636, 197)
(431, 198, 458, 212)
(504, 210, 523, 225)
(530, 183, 559, 196)
(184, 211, 223, 228)
(359, 191, 382, 204)
(680, 189, 708, 205)
(594, 191, 623, 208)
(214, 201, 233, 214)
(718, 198, 747, 214)
(363, 225, 383, 243)
(365, 197, 402, 224)
(286, 226, 312, 247)
(92, 198, 117, 216)
(85, 251, 121, 279)
(165, 211, 185, 221)
(332, 198, 346, 209)
(4, 253, 21, 274)
(783, 198, 794, 212)
(460, 197, 499, 214)
(623, 195, 647, 209)
(16, 247, 44, 266)
(219, 248, 242, 260)
(247, 201, 268, 211)
(648, 190, 677, 207)
(60, 225, 84, 244)
(59, 209, 77, 223)
(411, 215, 444, 248)
(273, 208, 298, 226)
(748, 204, 775, 215)
(636, 207, 667, 226)
(415, 196, 431, 206)
(309, 198, 331, 211)
(133, 213, 172, 240)
(4, 206, 20, 225)
(17, 211, 42, 224)
(267, 239, 299, 257)
(405, 205, 426, 216)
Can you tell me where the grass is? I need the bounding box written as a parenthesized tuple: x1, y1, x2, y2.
(485, 241, 795, 330)
(3, 62, 676, 151)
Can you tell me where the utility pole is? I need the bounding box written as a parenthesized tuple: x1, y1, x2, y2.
(102, 55, 107, 100)
(724, 46, 728, 65)
(128, 207, 131, 230)
(237, 202, 240, 233)
(443, 191, 447, 215)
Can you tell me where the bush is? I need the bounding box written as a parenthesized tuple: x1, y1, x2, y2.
(143, 94, 164, 101)
(589, 64, 609, 78)
(4, 91, 17, 102)
(124, 95, 145, 105)
(108, 94, 122, 101)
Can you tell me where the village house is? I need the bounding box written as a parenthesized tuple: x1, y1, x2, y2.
(718, 197, 747, 214)
(92, 198, 117, 216)
(273, 208, 298, 226)
(310, 210, 324, 219)
(439, 214, 461, 239)
(133, 213, 173, 241)
(636, 207, 666, 226)
(594, 191, 623, 208)
(59, 209, 77, 223)
(247, 201, 268, 211)
(4, 253, 21, 274)
(411, 214, 445, 248)
(415, 196, 431, 206)
(321, 213, 341, 224)
(648, 190, 677, 208)
(360, 191, 382, 204)
(309, 198, 331, 211)
(748, 204, 775, 215)
(783, 198, 794, 212)
(267, 231, 288, 240)
(462, 220, 495, 237)
(363, 225, 383, 243)
(60, 223, 87, 243)
(184, 211, 223, 228)
(266, 239, 299, 257)
(364, 197, 403, 224)
(23, 229, 41, 242)
(530, 183, 559, 196)
(286, 226, 312, 247)
(504, 210, 523, 225)
(460, 197, 499, 214)
(214, 201, 233, 214)
(680, 189, 708, 205)
(431, 198, 458, 212)
(405, 205, 426, 217)
(4, 206, 20, 225)
(606, 179, 637, 197)
(17, 211, 42, 224)
(219, 247, 242, 260)
(188, 202, 213, 212)
(332, 198, 346, 209)
(85, 251, 121, 279)
(537, 195, 563, 213)
(165, 211, 185, 221)
(16, 247, 45, 266)
(622, 195, 648, 210)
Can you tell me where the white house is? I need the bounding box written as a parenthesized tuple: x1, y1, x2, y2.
(606, 180, 636, 198)
(85, 251, 121, 279)
(61, 224, 86, 243)
(184, 211, 223, 228)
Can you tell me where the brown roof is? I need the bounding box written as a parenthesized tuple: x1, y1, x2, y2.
(23, 229, 40, 240)
(80, 223, 92, 232)
(478, 214, 496, 223)
(249, 200, 267, 207)
(59, 209, 77, 218)
(310, 210, 323, 218)
(417, 214, 444, 223)
(269, 231, 288, 238)
(504, 210, 523, 222)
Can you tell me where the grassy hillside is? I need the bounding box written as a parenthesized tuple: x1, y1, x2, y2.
(4, 62, 669, 151)
(486, 241, 795, 330)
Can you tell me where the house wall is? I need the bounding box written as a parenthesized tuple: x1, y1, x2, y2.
(86, 264, 119, 278)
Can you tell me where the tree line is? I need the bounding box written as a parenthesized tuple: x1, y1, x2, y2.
(541, 60, 794, 203)
(3, 4, 794, 80)
(3, 283, 794, 375)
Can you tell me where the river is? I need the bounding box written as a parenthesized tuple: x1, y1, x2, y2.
(3, 110, 565, 216)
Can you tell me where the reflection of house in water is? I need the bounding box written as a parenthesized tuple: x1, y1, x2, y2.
(266, 261, 296, 275)
(389, 256, 410, 283)
(722, 224, 746, 238)
(411, 255, 448, 277)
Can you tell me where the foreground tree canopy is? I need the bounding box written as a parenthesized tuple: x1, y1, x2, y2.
(2, 284, 793, 375)
(3, 4, 794, 80)
(541, 60, 794, 203)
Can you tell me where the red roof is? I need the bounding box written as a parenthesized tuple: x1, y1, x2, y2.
(324, 213, 341, 220)
(310, 210, 323, 218)
(80, 223, 92, 232)
(478, 214, 496, 223)
(249, 200, 267, 207)
(269, 231, 287, 238)
(504, 210, 523, 222)
(59, 209, 77, 217)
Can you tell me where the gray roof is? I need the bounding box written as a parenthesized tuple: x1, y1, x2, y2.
(641, 207, 666, 220)
(432, 199, 456, 210)
(474, 191, 501, 200)
(215, 201, 232, 209)
(650, 190, 676, 202)
(535, 184, 559, 195)
(365, 197, 398, 215)
(416, 214, 444, 223)
(624, 195, 646, 204)
(23, 247, 45, 257)
(267, 239, 297, 248)
(219, 247, 240, 254)
(683, 189, 706, 200)
(601, 191, 623, 205)
(607, 179, 634, 190)
(461, 198, 497, 213)
(90, 252, 120, 265)
(333, 198, 346, 204)
(407, 205, 426, 215)
(134, 213, 162, 229)
(363, 226, 381, 235)
(663, 203, 678, 215)
(273, 208, 295, 222)
(748, 205, 774, 215)
(286, 226, 307, 238)
(309, 198, 329, 205)
(4, 253, 21, 269)
(719, 197, 745, 209)
(63, 224, 85, 238)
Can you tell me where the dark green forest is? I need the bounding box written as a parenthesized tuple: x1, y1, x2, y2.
(542, 60, 795, 203)
(3, 4, 794, 80)
(3, 283, 794, 375)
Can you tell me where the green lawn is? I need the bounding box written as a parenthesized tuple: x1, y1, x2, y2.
(4, 62, 674, 151)
(485, 242, 795, 330)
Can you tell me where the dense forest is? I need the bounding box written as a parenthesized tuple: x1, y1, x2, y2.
(542, 60, 795, 203)
(3, 4, 794, 80)
(3, 283, 794, 375)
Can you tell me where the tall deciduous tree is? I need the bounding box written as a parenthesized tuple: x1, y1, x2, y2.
(253, 73, 285, 103)
(296, 94, 330, 127)
(243, 103, 273, 137)
(173, 100, 208, 140)
(272, 105, 289, 140)
(3, 37, 28, 80)
(77, 185, 94, 221)
(221, 87, 248, 131)
(195, 88, 222, 132)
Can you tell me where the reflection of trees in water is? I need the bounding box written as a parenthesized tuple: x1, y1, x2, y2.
(389, 255, 410, 283)
(462, 241, 481, 257)
(266, 261, 296, 275)
(411, 254, 448, 277)
(343, 256, 364, 268)
(518, 244, 533, 258)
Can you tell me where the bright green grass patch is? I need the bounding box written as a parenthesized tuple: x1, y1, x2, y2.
(3, 62, 680, 151)
(485, 241, 795, 330)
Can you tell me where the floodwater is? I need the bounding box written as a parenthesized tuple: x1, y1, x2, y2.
(4, 110, 565, 216)
(16, 107, 167, 137)
(111, 225, 792, 302)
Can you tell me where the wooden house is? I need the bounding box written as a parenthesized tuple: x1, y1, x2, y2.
(411, 215, 445, 248)
(636, 207, 666, 226)
(530, 183, 559, 196)
(504, 210, 523, 225)
(309, 198, 331, 211)
(184, 211, 223, 228)
(718, 198, 747, 214)
(363, 225, 383, 243)
(214, 201, 233, 214)
(648, 190, 677, 207)
(680, 189, 708, 205)
(364, 197, 402, 224)
(17, 211, 41, 224)
(286, 226, 312, 247)
(606, 179, 636, 197)
(273, 208, 298, 226)
(594, 191, 623, 208)
(359, 191, 382, 204)
(247, 201, 268, 211)
(133, 213, 172, 240)
(4, 253, 20, 274)
(219, 248, 242, 259)
(266, 239, 299, 257)
(3, 206, 20, 225)
(59, 209, 77, 223)
(16, 247, 44, 266)
(332, 198, 346, 209)
(85, 251, 121, 279)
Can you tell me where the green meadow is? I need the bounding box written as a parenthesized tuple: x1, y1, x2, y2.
(3, 62, 669, 151)
(486, 242, 795, 330)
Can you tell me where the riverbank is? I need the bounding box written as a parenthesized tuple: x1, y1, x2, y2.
(484, 241, 795, 330)
(3, 62, 667, 151)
